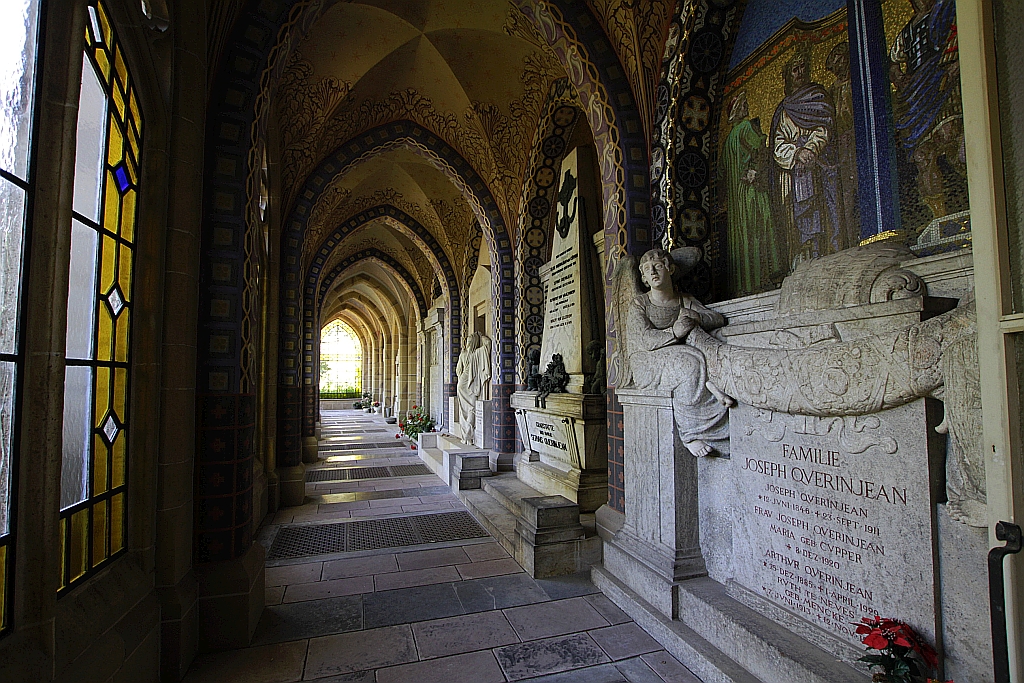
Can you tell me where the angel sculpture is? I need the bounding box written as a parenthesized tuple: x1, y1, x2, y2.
(613, 247, 734, 457)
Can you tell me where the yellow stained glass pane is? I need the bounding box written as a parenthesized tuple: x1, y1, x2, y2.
(59, 520, 67, 589)
(129, 89, 140, 133)
(0, 544, 7, 630)
(112, 433, 126, 488)
(115, 309, 129, 362)
(100, 234, 117, 292)
(95, 48, 111, 82)
(70, 509, 89, 583)
(126, 126, 139, 164)
(91, 500, 108, 567)
(121, 191, 136, 243)
(114, 46, 127, 93)
(113, 368, 127, 420)
(94, 366, 110, 424)
(112, 82, 125, 122)
(103, 173, 121, 234)
(107, 119, 123, 166)
(97, 305, 114, 362)
(97, 3, 112, 48)
(118, 244, 133, 294)
(92, 435, 108, 495)
(110, 494, 124, 553)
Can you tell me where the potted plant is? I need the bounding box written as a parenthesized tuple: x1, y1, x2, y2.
(398, 405, 435, 447)
(853, 616, 948, 683)
(372, 400, 381, 413)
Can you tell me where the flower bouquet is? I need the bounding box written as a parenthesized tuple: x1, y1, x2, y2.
(854, 616, 942, 683)
(399, 405, 435, 442)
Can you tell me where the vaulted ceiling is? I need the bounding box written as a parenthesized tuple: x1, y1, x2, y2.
(248, 0, 675, 336)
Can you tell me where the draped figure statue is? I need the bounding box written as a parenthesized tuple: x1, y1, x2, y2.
(455, 332, 491, 443)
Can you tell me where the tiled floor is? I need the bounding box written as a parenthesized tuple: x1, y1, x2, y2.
(183, 410, 701, 683)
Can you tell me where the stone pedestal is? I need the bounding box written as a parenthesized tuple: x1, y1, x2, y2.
(510, 391, 607, 512)
(277, 463, 305, 507)
(602, 389, 706, 619)
(474, 399, 493, 449)
(450, 451, 493, 490)
(301, 436, 318, 464)
(517, 496, 587, 577)
(195, 543, 265, 652)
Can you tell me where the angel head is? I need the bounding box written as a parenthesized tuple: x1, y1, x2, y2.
(638, 247, 700, 292)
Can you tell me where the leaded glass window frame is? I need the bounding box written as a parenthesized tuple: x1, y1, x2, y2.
(58, 0, 142, 594)
(0, 0, 45, 636)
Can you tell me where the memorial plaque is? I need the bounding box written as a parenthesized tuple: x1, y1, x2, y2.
(524, 411, 572, 466)
(730, 401, 941, 647)
(474, 399, 493, 449)
(539, 148, 597, 389)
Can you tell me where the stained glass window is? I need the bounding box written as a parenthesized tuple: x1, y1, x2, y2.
(59, 1, 141, 593)
(0, 0, 42, 634)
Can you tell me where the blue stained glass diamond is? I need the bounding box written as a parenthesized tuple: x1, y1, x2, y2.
(113, 164, 131, 194)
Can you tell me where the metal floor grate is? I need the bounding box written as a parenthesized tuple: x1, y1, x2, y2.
(319, 442, 397, 451)
(306, 464, 431, 482)
(268, 511, 489, 559)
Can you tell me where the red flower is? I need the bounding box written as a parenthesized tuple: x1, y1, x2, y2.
(410, 444, 416, 449)
(395, 434, 400, 438)
(412, 405, 417, 409)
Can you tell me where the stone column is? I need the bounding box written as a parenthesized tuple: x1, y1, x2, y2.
(602, 389, 706, 619)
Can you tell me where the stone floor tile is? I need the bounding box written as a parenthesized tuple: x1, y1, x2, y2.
(291, 510, 352, 523)
(396, 546, 472, 571)
(412, 610, 520, 659)
(454, 573, 550, 613)
(374, 650, 506, 683)
(400, 502, 453, 513)
(494, 632, 610, 681)
(266, 585, 285, 606)
(300, 672, 373, 682)
(322, 553, 398, 580)
(350, 505, 404, 517)
(272, 512, 295, 525)
(589, 623, 662, 661)
(303, 625, 416, 679)
(534, 573, 601, 600)
(514, 663, 627, 683)
(639, 652, 702, 683)
(373, 565, 462, 591)
(266, 562, 323, 587)
(362, 582, 466, 628)
(369, 496, 421, 508)
(463, 543, 511, 562)
(456, 558, 523, 581)
(283, 575, 374, 603)
(252, 596, 362, 646)
(614, 657, 667, 683)
(183, 641, 308, 683)
(503, 597, 609, 641)
(317, 500, 369, 513)
(583, 594, 631, 626)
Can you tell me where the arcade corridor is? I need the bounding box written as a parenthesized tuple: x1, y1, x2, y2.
(182, 411, 697, 683)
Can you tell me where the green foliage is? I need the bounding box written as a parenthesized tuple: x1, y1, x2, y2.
(400, 406, 434, 441)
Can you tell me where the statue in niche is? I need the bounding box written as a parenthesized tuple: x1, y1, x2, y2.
(586, 340, 606, 395)
(614, 247, 735, 457)
(455, 332, 491, 443)
(535, 354, 569, 408)
(525, 348, 542, 391)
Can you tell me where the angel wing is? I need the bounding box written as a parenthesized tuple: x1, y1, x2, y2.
(610, 254, 644, 389)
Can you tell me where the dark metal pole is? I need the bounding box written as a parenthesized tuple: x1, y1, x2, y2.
(989, 521, 1023, 683)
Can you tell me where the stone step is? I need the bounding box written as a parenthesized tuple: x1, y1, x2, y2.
(417, 447, 448, 485)
(592, 567, 869, 683)
(593, 567, 764, 683)
(459, 488, 520, 560)
(673, 578, 867, 683)
(481, 473, 544, 517)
